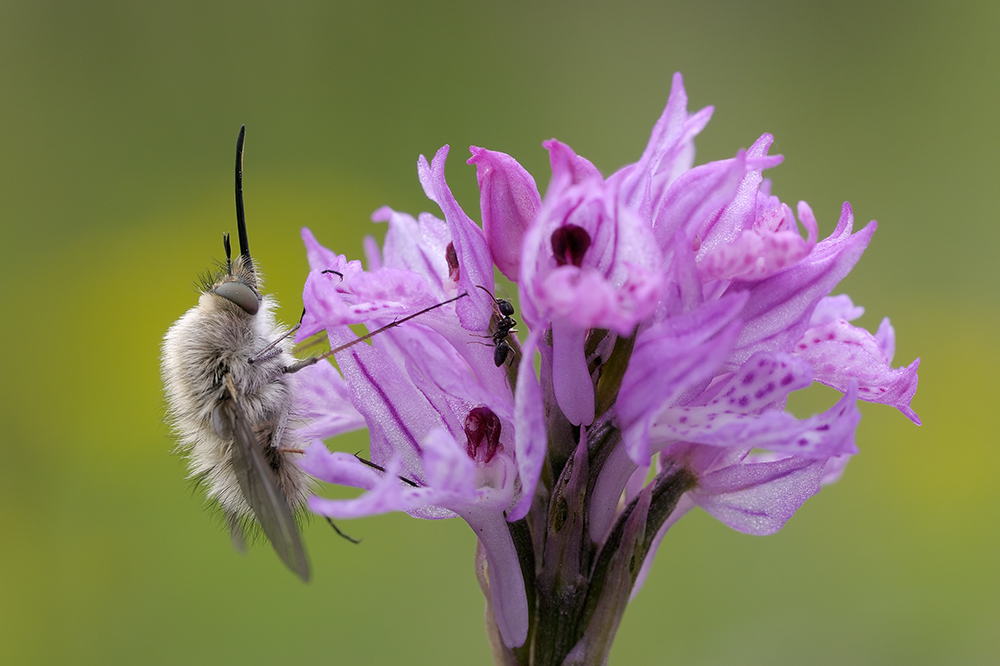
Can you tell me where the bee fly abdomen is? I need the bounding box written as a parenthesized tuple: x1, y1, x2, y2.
(162, 286, 309, 510)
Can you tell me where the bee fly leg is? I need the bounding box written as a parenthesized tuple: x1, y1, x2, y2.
(256, 269, 342, 366)
(354, 453, 421, 488)
(249, 308, 307, 365)
(325, 517, 361, 544)
(284, 292, 470, 375)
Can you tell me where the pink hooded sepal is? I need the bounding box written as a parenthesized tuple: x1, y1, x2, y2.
(468, 146, 541, 282)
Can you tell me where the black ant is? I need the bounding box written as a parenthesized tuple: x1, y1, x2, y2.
(477, 286, 517, 367)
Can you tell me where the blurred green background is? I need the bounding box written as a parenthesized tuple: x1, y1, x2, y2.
(1, 1, 996, 664)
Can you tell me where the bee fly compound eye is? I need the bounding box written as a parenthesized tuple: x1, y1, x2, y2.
(214, 281, 260, 315)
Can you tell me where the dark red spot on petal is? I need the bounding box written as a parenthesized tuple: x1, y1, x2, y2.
(464, 406, 502, 463)
(446, 242, 460, 283)
(551, 224, 592, 267)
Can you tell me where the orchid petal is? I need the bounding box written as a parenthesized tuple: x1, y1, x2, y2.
(652, 152, 748, 253)
(371, 205, 450, 286)
(727, 205, 877, 366)
(463, 508, 529, 648)
(697, 134, 781, 253)
(693, 454, 824, 535)
(795, 318, 921, 423)
(875, 316, 896, 363)
(810, 294, 864, 326)
(300, 442, 383, 489)
(307, 454, 437, 518)
(652, 381, 861, 459)
(618, 294, 746, 463)
(468, 146, 541, 282)
(551, 319, 594, 426)
(293, 361, 366, 440)
(418, 146, 495, 330)
(543, 139, 602, 195)
(509, 329, 547, 522)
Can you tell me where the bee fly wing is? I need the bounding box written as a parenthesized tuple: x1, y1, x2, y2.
(221, 374, 311, 582)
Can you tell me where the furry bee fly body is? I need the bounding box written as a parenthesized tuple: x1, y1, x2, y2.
(161, 126, 312, 581)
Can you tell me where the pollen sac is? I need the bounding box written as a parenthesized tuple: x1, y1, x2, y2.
(551, 224, 592, 267)
(446, 241, 460, 283)
(464, 406, 502, 463)
(215, 281, 259, 315)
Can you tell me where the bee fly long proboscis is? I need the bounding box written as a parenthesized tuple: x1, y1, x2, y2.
(161, 125, 466, 582)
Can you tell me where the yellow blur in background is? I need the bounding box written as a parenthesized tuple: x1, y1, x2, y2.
(1, 2, 997, 664)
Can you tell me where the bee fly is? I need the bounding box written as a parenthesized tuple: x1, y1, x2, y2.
(161, 126, 468, 581)
(161, 125, 316, 580)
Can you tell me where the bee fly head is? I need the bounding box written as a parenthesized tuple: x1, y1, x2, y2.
(208, 124, 261, 316)
(212, 232, 260, 315)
